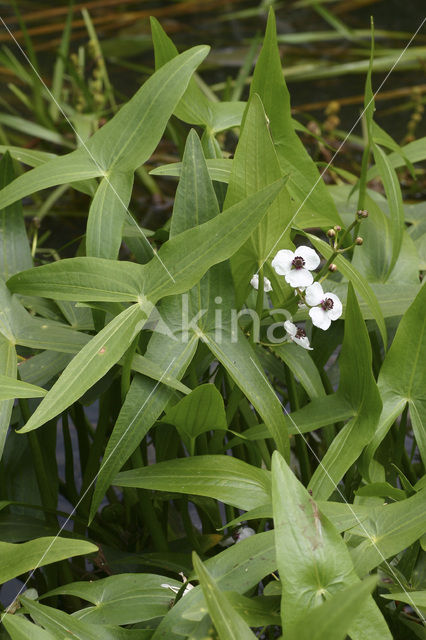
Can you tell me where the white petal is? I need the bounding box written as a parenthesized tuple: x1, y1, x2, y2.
(271, 249, 293, 275)
(236, 526, 255, 542)
(285, 268, 313, 288)
(296, 245, 320, 270)
(161, 584, 180, 594)
(182, 584, 194, 595)
(324, 292, 342, 320)
(309, 307, 331, 330)
(294, 335, 313, 350)
(250, 274, 259, 290)
(219, 536, 235, 547)
(263, 276, 273, 292)
(284, 320, 297, 337)
(305, 282, 324, 307)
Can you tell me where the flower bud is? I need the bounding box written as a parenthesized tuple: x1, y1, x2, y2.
(334, 225, 341, 232)
(327, 228, 336, 238)
(357, 209, 368, 219)
(355, 236, 363, 245)
(328, 263, 337, 272)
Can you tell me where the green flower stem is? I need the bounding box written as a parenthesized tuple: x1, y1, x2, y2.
(315, 218, 360, 283)
(62, 412, 79, 506)
(77, 394, 114, 525)
(180, 497, 202, 554)
(284, 365, 311, 484)
(319, 370, 337, 449)
(19, 399, 57, 523)
(131, 448, 169, 552)
(70, 403, 91, 477)
(255, 268, 265, 325)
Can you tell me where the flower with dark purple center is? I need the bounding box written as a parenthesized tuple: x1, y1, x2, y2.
(305, 282, 342, 330)
(284, 320, 313, 350)
(272, 246, 320, 288)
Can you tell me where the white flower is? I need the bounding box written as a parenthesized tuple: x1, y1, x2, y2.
(271, 246, 320, 288)
(161, 572, 194, 597)
(220, 526, 255, 547)
(234, 526, 255, 542)
(284, 320, 313, 350)
(250, 274, 272, 292)
(305, 282, 342, 330)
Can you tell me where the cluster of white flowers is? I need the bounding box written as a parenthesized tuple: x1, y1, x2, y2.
(273, 246, 342, 349)
(250, 245, 342, 351)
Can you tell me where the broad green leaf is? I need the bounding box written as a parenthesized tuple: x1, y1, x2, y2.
(272, 451, 391, 639)
(363, 284, 426, 471)
(170, 129, 220, 235)
(86, 170, 134, 259)
(350, 191, 392, 282)
(372, 144, 405, 275)
(15, 316, 91, 354)
(270, 342, 325, 399)
(381, 591, 426, 608)
(17, 351, 73, 387)
(356, 482, 406, 501)
(286, 393, 355, 434)
(286, 577, 377, 640)
(2, 613, 56, 640)
(0, 334, 16, 458)
(131, 352, 190, 395)
(0, 113, 72, 147)
(151, 18, 245, 133)
(372, 121, 415, 177)
(0, 152, 32, 279)
(1, 279, 88, 353)
(221, 592, 280, 627)
(142, 179, 286, 304)
(163, 383, 227, 451)
(0, 375, 46, 400)
(193, 552, 257, 639)
(221, 501, 371, 535)
(0, 150, 102, 210)
(18, 303, 147, 432)
(152, 531, 277, 639)
(0, 536, 97, 585)
(90, 329, 197, 522)
(0, 145, 56, 167)
(309, 284, 382, 500)
(307, 232, 387, 347)
(0, 511, 56, 542)
(0, 47, 209, 210)
(151, 17, 212, 126)
(87, 46, 209, 172)
(202, 325, 289, 459)
(250, 9, 341, 228)
(9, 180, 285, 306)
(42, 573, 183, 625)
(7, 257, 143, 301)
(224, 93, 292, 305)
(20, 598, 146, 640)
(114, 455, 271, 511)
(90, 141, 219, 520)
(351, 489, 426, 576)
(367, 136, 426, 181)
(150, 157, 232, 183)
(55, 300, 94, 330)
(209, 101, 246, 132)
